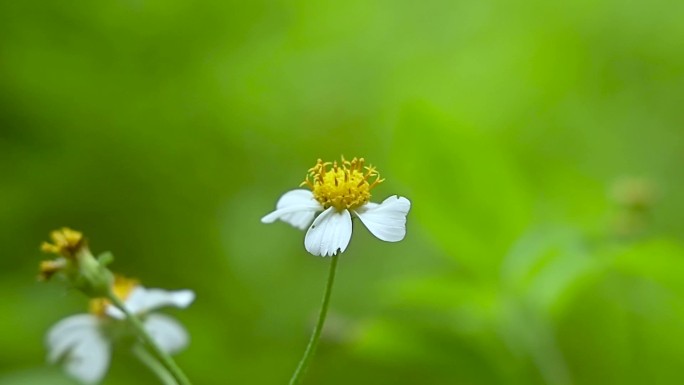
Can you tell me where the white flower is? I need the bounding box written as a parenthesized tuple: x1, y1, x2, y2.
(46, 276, 195, 384)
(262, 157, 411, 257)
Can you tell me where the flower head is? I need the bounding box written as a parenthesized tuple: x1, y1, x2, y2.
(38, 228, 113, 297)
(262, 156, 411, 257)
(303, 157, 384, 211)
(39, 228, 87, 281)
(41, 227, 86, 259)
(46, 275, 195, 384)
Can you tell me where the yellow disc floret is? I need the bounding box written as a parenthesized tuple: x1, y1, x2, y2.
(89, 275, 139, 317)
(302, 157, 384, 211)
(41, 227, 85, 259)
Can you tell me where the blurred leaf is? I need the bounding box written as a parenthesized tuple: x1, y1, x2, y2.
(392, 102, 532, 274)
(0, 368, 76, 385)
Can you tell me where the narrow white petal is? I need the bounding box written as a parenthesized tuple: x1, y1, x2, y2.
(46, 316, 110, 384)
(304, 207, 353, 257)
(144, 314, 190, 354)
(354, 196, 411, 242)
(261, 189, 323, 230)
(107, 287, 195, 317)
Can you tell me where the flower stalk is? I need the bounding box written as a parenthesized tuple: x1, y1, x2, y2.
(289, 254, 339, 385)
(133, 344, 178, 385)
(107, 291, 192, 385)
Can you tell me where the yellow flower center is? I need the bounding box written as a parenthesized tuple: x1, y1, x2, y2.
(41, 227, 84, 259)
(302, 157, 384, 211)
(89, 275, 139, 317)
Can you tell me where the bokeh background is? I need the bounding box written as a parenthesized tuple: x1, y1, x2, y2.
(2, 0, 684, 384)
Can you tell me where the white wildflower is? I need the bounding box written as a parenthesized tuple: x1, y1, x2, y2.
(46, 276, 194, 384)
(262, 157, 411, 256)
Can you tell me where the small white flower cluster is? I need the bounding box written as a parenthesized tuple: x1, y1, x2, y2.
(46, 282, 195, 384)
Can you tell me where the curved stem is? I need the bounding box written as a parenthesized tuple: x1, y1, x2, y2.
(133, 344, 177, 385)
(107, 293, 192, 385)
(289, 254, 339, 385)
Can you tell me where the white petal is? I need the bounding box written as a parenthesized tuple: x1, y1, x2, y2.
(304, 207, 353, 257)
(354, 196, 411, 242)
(46, 315, 110, 384)
(144, 314, 189, 354)
(261, 189, 323, 230)
(106, 287, 195, 318)
(65, 330, 111, 384)
(46, 314, 99, 349)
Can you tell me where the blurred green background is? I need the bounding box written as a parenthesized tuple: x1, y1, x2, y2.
(1, 0, 683, 384)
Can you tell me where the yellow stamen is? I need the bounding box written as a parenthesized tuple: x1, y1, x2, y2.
(302, 156, 384, 211)
(89, 275, 139, 317)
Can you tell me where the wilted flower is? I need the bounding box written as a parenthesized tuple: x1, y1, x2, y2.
(38, 228, 113, 297)
(41, 227, 86, 259)
(262, 157, 411, 256)
(39, 228, 86, 281)
(46, 275, 195, 384)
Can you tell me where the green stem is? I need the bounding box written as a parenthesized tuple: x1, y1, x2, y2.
(132, 344, 177, 385)
(289, 254, 339, 385)
(107, 293, 192, 385)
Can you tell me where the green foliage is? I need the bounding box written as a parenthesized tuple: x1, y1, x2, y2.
(1, 0, 683, 384)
